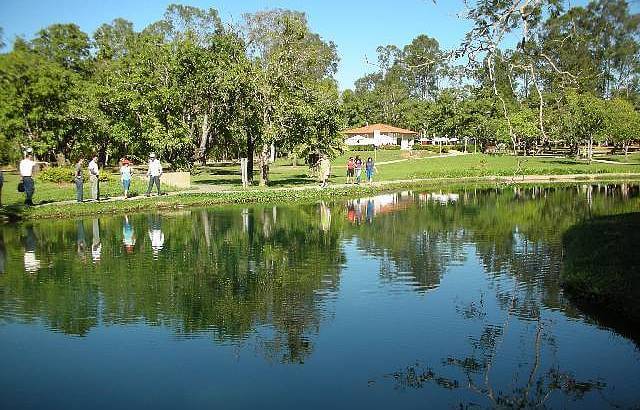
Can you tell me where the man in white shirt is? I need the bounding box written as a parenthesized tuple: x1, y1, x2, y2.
(88, 155, 100, 201)
(146, 152, 163, 196)
(19, 149, 36, 206)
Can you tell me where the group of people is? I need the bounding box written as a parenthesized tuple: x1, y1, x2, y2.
(15, 149, 164, 206)
(316, 154, 378, 188)
(346, 156, 377, 184)
(74, 152, 163, 203)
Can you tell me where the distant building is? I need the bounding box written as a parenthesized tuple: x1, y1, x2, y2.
(343, 123, 418, 150)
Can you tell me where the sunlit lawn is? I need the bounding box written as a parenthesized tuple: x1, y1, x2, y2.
(597, 152, 640, 164)
(4, 154, 640, 207)
(191, 153, 640, 190)
(1, 172, 176, 207)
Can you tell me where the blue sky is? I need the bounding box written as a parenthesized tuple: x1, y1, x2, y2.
(0, 0, 603, 90)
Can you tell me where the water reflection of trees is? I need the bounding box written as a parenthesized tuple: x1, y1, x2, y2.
(364, 185, 639, 407)
(1, 184, 638, 368)
(344, 185, 638, 314)
(0, 205, 345, 364)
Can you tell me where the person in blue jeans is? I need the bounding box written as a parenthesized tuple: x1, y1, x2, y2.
(120, 159, 132, 198)
(74, 158, 84, 202)
(365, 157, 377, 183)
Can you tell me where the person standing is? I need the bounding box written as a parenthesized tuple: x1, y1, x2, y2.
(354, 155, 363, 185)
(74, 157, 84, 203)
(19, 148, 36, 206)
(146, 153, 162, 197)
(88, 155, 100, 201)
(346, 157, 354, 184)
(365, 157, 377, 183)
(318, 155, 331, 188)
(120, 159, 132, 199)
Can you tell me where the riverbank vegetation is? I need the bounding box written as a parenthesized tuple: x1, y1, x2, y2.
(1, 1, 640, 187)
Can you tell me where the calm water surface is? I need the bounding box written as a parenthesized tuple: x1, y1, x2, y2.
(1, 185, 639, 409)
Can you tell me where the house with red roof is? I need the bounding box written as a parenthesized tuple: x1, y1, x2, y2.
(343, 123, 418, 150)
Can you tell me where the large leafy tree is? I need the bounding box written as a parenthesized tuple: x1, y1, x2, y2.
(241, 10, 340, 185)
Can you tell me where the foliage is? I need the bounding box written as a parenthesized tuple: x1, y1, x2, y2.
(349, 145, 375, 151)
(37, 166, 75, 183)
(379, 145, 401, 150)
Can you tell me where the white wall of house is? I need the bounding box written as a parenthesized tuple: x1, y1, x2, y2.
(345, 131, 415, 149)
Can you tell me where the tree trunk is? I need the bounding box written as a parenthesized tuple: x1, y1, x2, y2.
(259, 144, 270, 186)
(246, 135, 254, 184)
(588, 137, 593, 163)
(197, 112, 210, 164)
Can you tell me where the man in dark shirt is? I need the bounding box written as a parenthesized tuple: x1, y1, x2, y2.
(75, 158, 84, 203)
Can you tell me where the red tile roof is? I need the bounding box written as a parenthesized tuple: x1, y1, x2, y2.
(343, 123, 418, 135)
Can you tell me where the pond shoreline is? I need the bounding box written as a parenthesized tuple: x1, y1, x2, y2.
(3, 172, 640, 220)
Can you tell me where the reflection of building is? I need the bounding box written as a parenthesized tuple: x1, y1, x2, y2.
(343, 123, 418, 150)
(347, 192, 415, 223)
(418, 192, 460, 205)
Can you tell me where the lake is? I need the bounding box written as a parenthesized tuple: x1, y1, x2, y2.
(1, 184, 639, 409)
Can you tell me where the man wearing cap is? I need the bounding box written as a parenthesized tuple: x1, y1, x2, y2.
(88, 155, 100, 201)
(146, 153, 163, 197)
(19, 149, 36, 206)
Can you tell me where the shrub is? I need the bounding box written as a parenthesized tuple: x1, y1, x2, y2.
(380, 145, 401, 150)
(412, 144, 431, 151)
(350, 145, 375, 151)
(37, 166, 111, 183)
(37, 166, 75, 183)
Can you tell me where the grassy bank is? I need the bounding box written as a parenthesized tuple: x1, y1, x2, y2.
(562, 212, 640, 325)
(3, 174, 640, 220)
(0, 172, 177, 207)
(3, 152, 640, 220)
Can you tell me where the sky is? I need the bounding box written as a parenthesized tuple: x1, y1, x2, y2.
(0, 0, 604, 90)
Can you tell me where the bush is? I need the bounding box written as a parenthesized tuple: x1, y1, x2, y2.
(350, 145, 375, 151)
(37, 166, 75, 183)
(412, 144, 431, 151)
(37, 166, 111, 183)
(380, 145, 401, 150)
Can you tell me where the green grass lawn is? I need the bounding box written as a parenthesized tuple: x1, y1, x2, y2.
(1, 172, 176, 207)
(271, 149, 437, 167)
(190, 153, 640, 190)
(4, 153, 640, 210)
(596, 152, 640, 164)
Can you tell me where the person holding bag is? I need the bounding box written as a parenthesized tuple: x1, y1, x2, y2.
(19, 148, 36, 206)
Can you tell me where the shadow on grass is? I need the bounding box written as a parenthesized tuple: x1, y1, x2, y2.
(543, 159, 583, 166)
(194, 178, 240, 186)
(268, 175, 315, 187)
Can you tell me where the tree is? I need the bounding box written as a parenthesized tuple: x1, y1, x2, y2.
(562, 91, 607, 161)
(241, 9, 340, 185)
(603, 97, 640, 154)
(402, 34, 447, 100)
